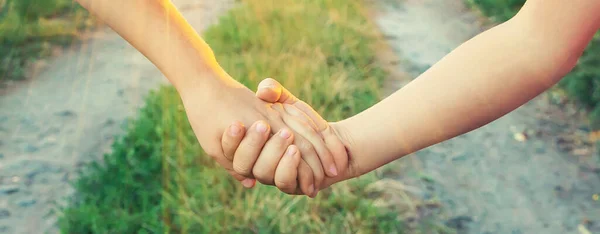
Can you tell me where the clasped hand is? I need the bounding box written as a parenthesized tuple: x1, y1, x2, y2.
(220, 79, 356, 197)
(182, 77, 353, 198)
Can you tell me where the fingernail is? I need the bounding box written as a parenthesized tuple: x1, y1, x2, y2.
(286, 145, 297, 156)
(308, 184, 315, 196)
(312, 189, 319, 198)
(241, 179, 255, 188)
(279, 129, 291, 139)
(256, 122, 268, 133)
(229, 124, 241, 136)
(329, 165, 338, 176)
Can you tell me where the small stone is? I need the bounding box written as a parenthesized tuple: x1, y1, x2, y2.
(513, 132, 527, 142)
(0, 185, 19, 195)
(11, 176, 20, 183)
(17, 198, 36, 207)
(0, 210, 10, 219)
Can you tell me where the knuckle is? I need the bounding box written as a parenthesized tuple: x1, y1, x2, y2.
(245, 133, 266, 148)
(298, 163, 313, 180)
(297, 140, 314, 152)
(275, 180, 296, 193)
(221, 144, 235, 156)
(246, 138, 264, 148)
(313, 169, 324, 183)
(256, 177, 273, 186)
(266, 106, 283, 119)
(253, 167, 274, 185)
(223, 134, 241, 146)
(254, 175, 273, 185)
(232, 163, 252, 177)
(252, 167, 266, 179)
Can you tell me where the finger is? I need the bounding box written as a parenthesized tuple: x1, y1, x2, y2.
(283, 103, 348, 177)
(232, 120, 270, 178)
(253, 128, 295, 185)
(222, 121, 246, 161)
(273, 145, 301, 194)
(280, 102, 319, 132)
(208, 151, 255, 188)
(259, 110, 322, 190)
(256, 78, 298, 104)
(292, 100, 328, 131)
(256, 78, 327, 131)
(277, 107, 337, 178)
(226, 169, 256, 188)
(297, 160, 317, 197)
(323, 127, 349, 176)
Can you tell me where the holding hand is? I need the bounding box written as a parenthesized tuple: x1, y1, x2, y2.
(221, 78, 359, 196)
(181, 69, 352, 197)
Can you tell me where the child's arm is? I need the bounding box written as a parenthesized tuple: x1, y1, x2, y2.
(220, 0, 600, 194)
(74, 0, 342, 186)
(75, 0, 234, 92)
(330, 0, 600, 181)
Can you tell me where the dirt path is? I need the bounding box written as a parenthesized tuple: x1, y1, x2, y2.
(0, 1, 233, 233)
(374, 0, 600, 233)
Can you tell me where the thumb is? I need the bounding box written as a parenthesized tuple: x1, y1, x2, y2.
(256, 78, 298, 104)
(257, 78, 328, 131)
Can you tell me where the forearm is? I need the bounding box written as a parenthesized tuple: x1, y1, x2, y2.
(338, 2, 600, 176)
(75, 0, 241, 96)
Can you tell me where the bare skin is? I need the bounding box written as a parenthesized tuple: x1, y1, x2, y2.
(73, 0, 349, 196)
(223, 0, 600, 192)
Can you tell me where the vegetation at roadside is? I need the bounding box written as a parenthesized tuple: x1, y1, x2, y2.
(0, 0, 92, 80)
(58, 0, 445, 233)
(466, 0, 600, 129)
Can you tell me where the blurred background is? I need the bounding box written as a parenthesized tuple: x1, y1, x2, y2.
(0, 0, 598, 233)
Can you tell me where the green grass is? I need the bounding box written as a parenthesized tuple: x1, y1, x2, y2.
(465, 0, 600, 130)
(0, 0, 91, 80)
(58, 0, 415, 233)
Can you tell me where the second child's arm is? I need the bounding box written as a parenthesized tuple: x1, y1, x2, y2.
(332, 0, 600, 180)
(217, 0, 600, 192)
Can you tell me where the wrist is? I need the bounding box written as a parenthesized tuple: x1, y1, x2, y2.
(330, 114, 398, 179)
(329, 120, 364, 178)
(175, 68, 244, 104)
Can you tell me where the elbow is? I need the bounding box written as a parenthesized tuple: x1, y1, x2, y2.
(507, 21, 587, 84)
